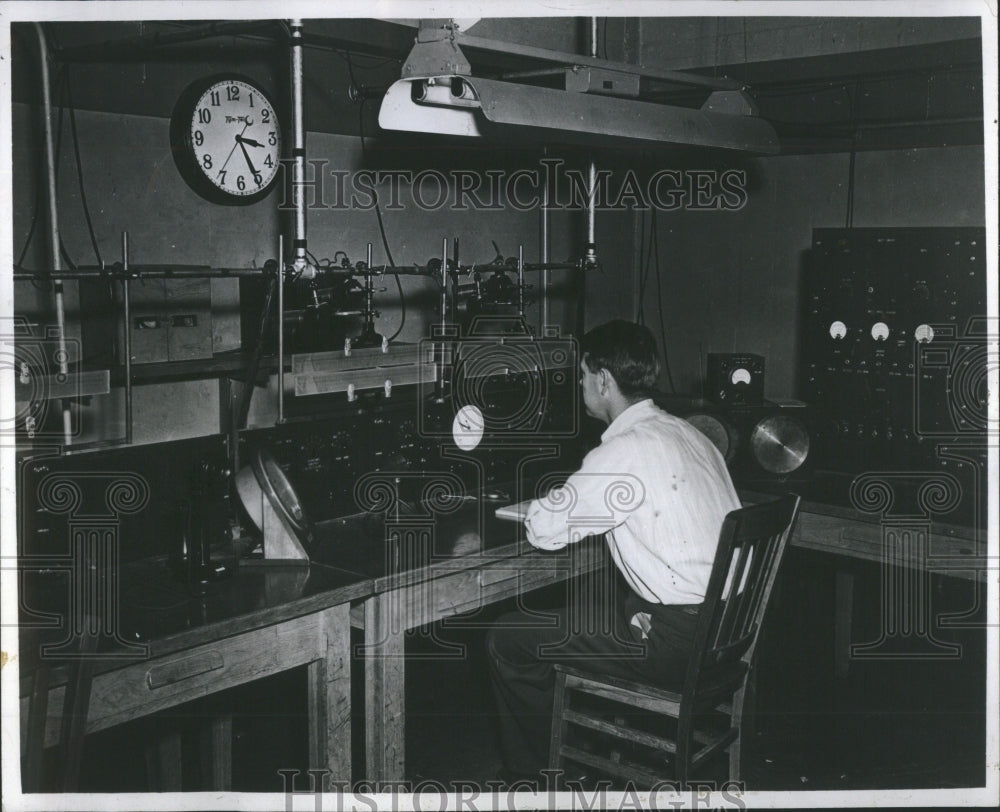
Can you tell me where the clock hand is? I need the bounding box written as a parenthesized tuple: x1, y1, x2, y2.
(238, 140, 260, 177)
(220, 122, 251, 173)
(236, 135, 265, 148)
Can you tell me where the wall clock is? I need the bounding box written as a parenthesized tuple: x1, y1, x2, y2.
(170, 75, 282, 205)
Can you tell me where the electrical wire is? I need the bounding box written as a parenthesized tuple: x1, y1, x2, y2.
(65, 66, 104, 266)
(15, 57, 69, 284)
(52, 64, 78, 272)
(649, 208, 676, 394)
(845, 79, 861, 228)
(347, 51, 407, 342)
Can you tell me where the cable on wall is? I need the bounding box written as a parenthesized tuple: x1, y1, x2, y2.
(344, 51, 408, 342)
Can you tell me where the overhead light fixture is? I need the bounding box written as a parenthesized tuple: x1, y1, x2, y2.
(377, 23, 779, 154)
(379, 74, 779, 153)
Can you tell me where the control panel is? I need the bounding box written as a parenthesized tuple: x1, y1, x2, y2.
(801, 227, 987, 521)
(239, 377, 588, 525)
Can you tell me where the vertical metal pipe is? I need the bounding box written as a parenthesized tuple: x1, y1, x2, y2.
(121, 233, 133, 444)
(34, 23, 72, 444)
(451, 236, 460, 328)
(580, 17, 601, 335)
(365, 241, 375, 333)
(277, 234, 285, 424)
(586, 161, 597, 256)
(440, 237, 448, 337)
(437, 238, 448, 399)
(290, 20, 308, 271)
(540, 149, 550, 335)
(517, 244, 524, 321)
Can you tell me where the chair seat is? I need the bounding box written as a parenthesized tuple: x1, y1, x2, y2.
(554, 664, 683, 714)
(554, 662, 744, 715)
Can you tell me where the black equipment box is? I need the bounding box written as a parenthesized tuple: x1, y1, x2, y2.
(706, 353, 765, 406)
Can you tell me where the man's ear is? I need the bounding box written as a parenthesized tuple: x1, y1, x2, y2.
(598, 368, 612, 395)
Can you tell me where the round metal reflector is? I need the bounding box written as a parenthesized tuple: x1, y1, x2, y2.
(750, 415, 810, 475)
(684, 412, 737, 461)
(234, 446, 313, 546)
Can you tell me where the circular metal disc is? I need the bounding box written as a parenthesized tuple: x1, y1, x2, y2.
(250, 446, 314, 545)
(751, 415, 810, 474)
(685, 412, 736, 461)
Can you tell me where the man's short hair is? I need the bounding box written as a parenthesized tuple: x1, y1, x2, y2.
(581, 320, 661, 397)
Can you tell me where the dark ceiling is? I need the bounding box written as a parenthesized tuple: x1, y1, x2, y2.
(9, 18, 986, 156)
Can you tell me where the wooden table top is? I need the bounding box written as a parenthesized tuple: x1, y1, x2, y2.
(17, 557, 372, 678)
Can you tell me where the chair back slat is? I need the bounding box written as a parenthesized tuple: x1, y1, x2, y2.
(714, 541, 751, 647)
(733, 531, 779, 641)
(683, 495, 801, 699)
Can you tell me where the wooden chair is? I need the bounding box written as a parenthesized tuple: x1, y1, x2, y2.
(549, 494, 801, 787)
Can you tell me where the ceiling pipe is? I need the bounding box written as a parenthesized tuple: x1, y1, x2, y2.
(51, 20, 286, 62)
(456, 31, 743, 91)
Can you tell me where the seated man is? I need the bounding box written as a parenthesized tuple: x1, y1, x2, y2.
(486, 320, 740, 780)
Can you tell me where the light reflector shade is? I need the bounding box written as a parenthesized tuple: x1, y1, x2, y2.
(378, 76, 780, 154)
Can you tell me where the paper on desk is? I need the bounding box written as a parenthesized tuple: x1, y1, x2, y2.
(495, 500, 533, 521)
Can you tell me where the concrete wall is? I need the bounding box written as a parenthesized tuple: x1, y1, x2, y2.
(13, 98, 984, 438)
(12, 104, 575, 443)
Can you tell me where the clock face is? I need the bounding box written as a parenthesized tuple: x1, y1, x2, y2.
(171, 76, 281, 205)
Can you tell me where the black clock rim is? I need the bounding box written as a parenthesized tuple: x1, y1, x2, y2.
(170, 73, 282, 207)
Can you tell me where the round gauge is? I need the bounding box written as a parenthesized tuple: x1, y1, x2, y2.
(170, 75, 282, 205)
(730, 367, 752, 386)
(452, 404, 485, 451)
(684, 413, 737, 461)
(914, 324, 935, 343)
(870, 322, 890, 341)
(829, 320, 847, 340)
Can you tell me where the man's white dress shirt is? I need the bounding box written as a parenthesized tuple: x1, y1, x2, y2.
(524, 398, 741, 606)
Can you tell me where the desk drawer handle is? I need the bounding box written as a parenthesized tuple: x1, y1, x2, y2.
(146, 651, 224, 690)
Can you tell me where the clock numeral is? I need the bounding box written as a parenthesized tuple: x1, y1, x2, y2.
(249, 93, 254, 108)
(193, 130, 204, 147)
(263, 154, 274, 168)
(237, 175, 246, 191)
(268, 131, 277, 146)
(253, 172, 263, 187)
(261, 109, 270, 124)
(218, 170, 227, 184)
(227, 85, 240, 101)
(197, 108, 211, 124)
(209, 91, 221, 106)
(202, 154, 213, 169)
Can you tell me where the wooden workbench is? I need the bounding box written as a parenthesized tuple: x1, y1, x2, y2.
(332, 489, 988, 783)
(18, 559, 371, 791)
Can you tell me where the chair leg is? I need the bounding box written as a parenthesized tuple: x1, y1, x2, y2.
(675, 716, 690, 787)
(549, 670, 568, 781)
(730, 677, 754, 782)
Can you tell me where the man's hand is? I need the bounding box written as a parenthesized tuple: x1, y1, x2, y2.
(523, 498, 567, 550)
